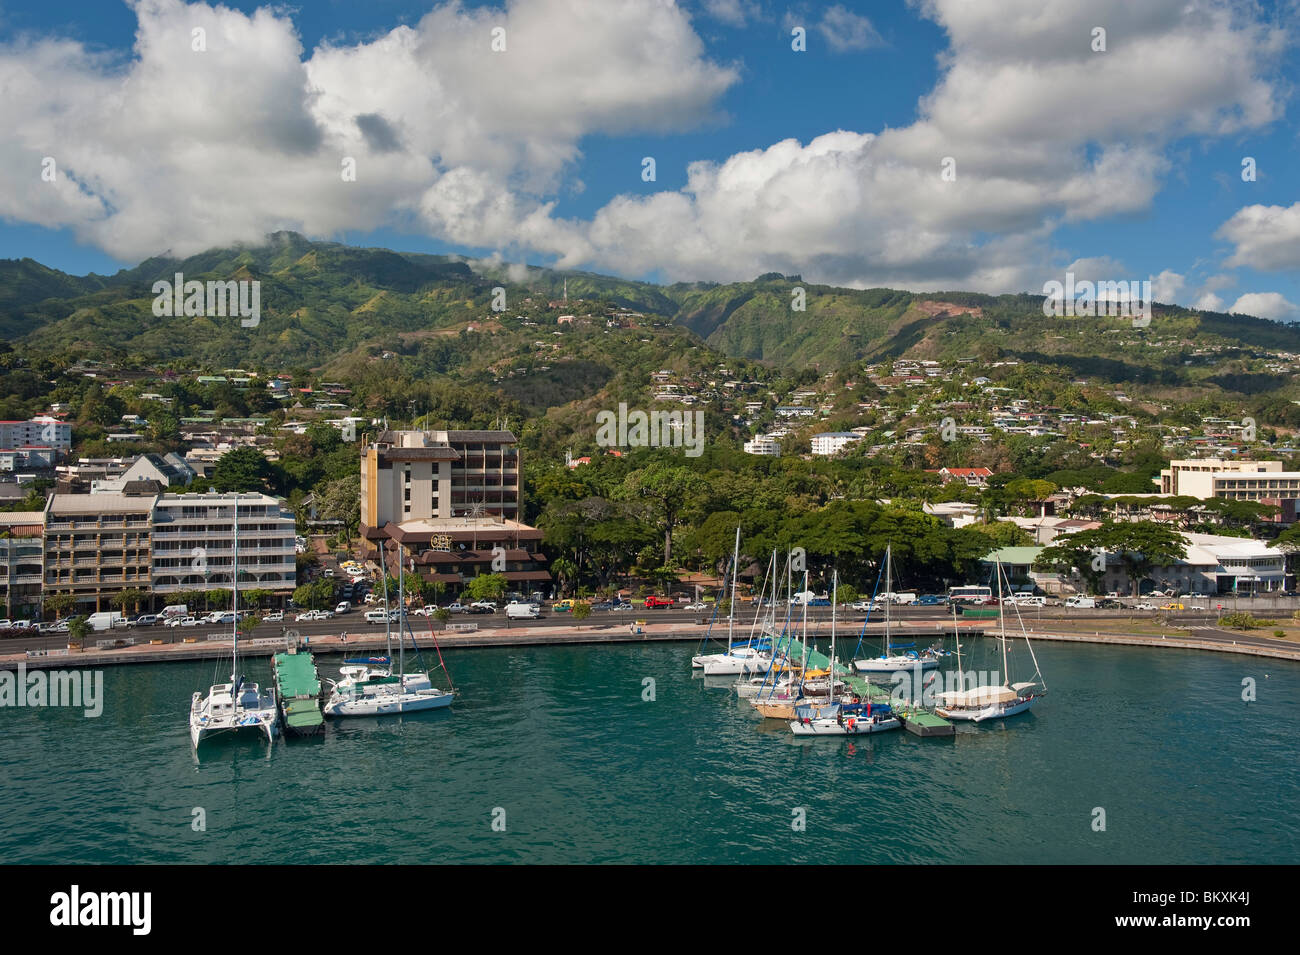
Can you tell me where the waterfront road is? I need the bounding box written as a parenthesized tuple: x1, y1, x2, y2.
(6, 602, 1300, 667)
(4, 601, 1298, 654)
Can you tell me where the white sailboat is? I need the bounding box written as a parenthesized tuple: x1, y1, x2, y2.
(935, 559, 1045, 722)
(790, 570, 901, 736)
(693, 529, 775, 675)
(323, 541, 454, 717)
(189, 495, 278, 748)
(854, 544, 943, 675)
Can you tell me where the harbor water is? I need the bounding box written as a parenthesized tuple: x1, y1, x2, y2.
(1, 639, 1296, 864)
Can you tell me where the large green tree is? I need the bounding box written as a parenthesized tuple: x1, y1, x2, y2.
(1036, 521, 1187, 596)
(619, 459, 707, 566)
(211, 446, 277, 493)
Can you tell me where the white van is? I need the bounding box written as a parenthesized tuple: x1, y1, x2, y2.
(506, 602, 540, 619)
(161, 604, 188, 619)
(364, 609, 390, 624)
(1065, 596, 1096, 609)
(888, 592, 918, 606)
(1014, 595, 1047, 607)
(335, 601, 352, 615)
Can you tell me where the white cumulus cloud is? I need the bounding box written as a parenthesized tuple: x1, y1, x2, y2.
(1218, 202, 1300, 271)
(1230, 292, 1300, 322)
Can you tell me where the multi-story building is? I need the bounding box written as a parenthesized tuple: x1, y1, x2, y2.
(0, 511, 45, 618)
(810, 432, 862, 457)
(361, 429, 548, 595)
(362, 429, 522, 525)
(43, 493, 155, 613)
(37, 490, 297, 614)
(743, 435, 781, 456)
(1160, 458, 1283, 495)
(151, 492, 296, 598)
(0, 417, 71, 452)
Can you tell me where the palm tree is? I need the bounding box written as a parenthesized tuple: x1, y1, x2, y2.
(551, 557, 577, 596)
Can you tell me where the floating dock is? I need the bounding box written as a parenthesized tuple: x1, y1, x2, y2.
(775, 633, 955, 736)
(272, 649, 324, 736)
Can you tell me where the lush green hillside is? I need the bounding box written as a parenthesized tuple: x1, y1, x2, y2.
(5, 232, 1300, 380)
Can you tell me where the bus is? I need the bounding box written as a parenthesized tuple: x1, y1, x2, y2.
(948, 585, 993, 604)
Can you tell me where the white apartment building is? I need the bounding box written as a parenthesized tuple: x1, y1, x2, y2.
(0, 417, 72, 452)
(1160, 458, 1283, 495)
(744, 435, 781, 456)
(810, 432, 862, 457)
(151, 492, 297, 597)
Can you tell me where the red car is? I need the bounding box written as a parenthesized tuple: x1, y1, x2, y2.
(643, 595, 674, 609)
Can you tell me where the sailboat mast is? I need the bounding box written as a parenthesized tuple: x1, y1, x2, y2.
(727, 526, 739, 649)
(398, 549, 405, 677)
(380, 539, 392, 662)
(800, 569, 808, 673)
(231, 495, 239, 681)
(830, 570, 838, 676)
(997, 560, 1008, 682)
(884, 545, 892, 656)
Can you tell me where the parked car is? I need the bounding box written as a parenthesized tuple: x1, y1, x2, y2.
(1160, 602, 1185, 611)
(609, 602, 633, 612)
(850, 600, 879, 612)
(551, 599, 577, 613)
(335, 601, 353, 615)
(131, 614, 160, 627)
(808, 598, 831, 607)
(684, 602, 708, 612)
(445, 602, 468, 614)
(506, 602, 540, 619)
(916, 594, 947, 606)
(262, 611, 283, 622)
(470, 601, 498, 612)
(167, 616, 200, 628)
(364, 610, 391, 624)
(1135, 602, 1158, 610)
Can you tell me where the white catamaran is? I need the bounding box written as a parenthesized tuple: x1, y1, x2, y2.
(323, 541, 454, 717)
(934, 560, 1046, 722)
(189, 495, 278, 748)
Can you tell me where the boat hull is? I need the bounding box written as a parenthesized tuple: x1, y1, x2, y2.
(789, 714, 902, 736)
(190, 687, 278, 748)
(324, 690, 454, 717)
(854, 656, 940, 674)
(700, 653, 771, 676)
(936, 694, 1038, 722)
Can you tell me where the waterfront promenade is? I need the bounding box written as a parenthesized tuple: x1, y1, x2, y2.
(5, 613, 1299, 671)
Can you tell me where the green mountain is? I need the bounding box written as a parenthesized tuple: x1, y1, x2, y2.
(4, 233, 1300, 375)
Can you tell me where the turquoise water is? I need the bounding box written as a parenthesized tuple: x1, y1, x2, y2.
(1, 639, 1296, 864)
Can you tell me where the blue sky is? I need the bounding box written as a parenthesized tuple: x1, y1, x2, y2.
(0, 0, 1296, 319)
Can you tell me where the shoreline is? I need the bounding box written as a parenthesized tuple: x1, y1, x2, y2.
(5, 619, 1300, 670)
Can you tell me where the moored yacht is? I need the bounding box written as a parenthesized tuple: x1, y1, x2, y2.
(189, 496, 278, 749)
